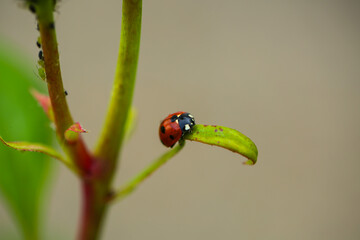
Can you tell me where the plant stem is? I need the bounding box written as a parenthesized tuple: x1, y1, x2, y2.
(77, 181, 108, 240)
(36, 2, 104, 240)
(37, 0, 142, 239)
(37, 1, 92, 174)
(95, 0, 142, 165)
(79, 0, 142, 239)
(108, 142, 185, 203)
(37, 9, 73, 138)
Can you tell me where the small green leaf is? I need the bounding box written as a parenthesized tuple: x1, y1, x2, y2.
(184, 124, 258, 165)
(0, 136, 77, 174)
(0, 136, 62, 159)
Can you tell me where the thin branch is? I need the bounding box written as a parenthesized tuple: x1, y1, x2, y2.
(37, 2, 73, 139)
(36, 1, 92, 173)
(107, 141, 185, 203)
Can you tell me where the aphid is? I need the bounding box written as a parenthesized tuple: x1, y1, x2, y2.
(38, 67, 46, 81)
(37, 59, 44, 68)
(38, 50, 44, 60)
(29, 4, 36, 13)
(64, 90, 68, 96)
(37, 36, 42, 46)
(159, 111, 195, 147)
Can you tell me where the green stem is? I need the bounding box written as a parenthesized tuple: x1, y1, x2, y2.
(79, 1, 142, 239)
(108, 141, 185, 203)
(36, 0, 92, 175)
(36, 0, 142, 239)
(37, 4, 73, 138)
(95, 0, 142, 166)
(36, 3, 102, 240)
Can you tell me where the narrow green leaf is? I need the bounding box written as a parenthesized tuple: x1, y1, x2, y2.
(0, 39, 55, 240)
(0, 137, 61, 159)
(0, 136, 77, 174)
(184, 124, 258, 165)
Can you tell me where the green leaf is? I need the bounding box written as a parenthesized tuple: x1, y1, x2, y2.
(0, 40, 54, 240)
(184, 124, 258, 165)
(0, 136, 77, 174)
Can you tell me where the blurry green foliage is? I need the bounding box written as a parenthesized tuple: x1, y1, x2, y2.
(0, 40, 54, 240)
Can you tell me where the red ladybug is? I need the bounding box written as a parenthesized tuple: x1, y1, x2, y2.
(159, 111, 195, 147)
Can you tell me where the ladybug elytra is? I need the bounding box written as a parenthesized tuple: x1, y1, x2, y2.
(159, 111, 195, 148)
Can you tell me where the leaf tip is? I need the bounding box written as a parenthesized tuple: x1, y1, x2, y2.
(243, 159, 256, 166)
(30, 89, 54, 121)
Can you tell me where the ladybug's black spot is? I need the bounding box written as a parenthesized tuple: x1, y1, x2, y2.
(169, 135, 175, 140)
(170, 115, 177, 122)
(160, 126, 165, 134)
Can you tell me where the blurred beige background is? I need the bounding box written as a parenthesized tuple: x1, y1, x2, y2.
(1, 0, 360, 239)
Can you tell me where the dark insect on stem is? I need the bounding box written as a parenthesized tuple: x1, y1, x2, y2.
(29, 5, 36, 13)
(36, 41, 41, 48)
(38, 50, 44, 61)
(64, 90, 68, 96)
(49, 22, 55, 29)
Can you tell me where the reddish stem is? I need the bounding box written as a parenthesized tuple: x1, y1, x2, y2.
(75, 137, 111, 240)
(78, 181, 108, 240)
(39, 14, 111, 240)
(36, 1, 142, 239)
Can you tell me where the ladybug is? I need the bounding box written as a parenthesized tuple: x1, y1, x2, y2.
(159, 111, 195, 148)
